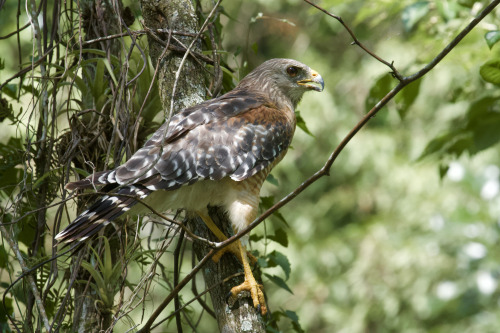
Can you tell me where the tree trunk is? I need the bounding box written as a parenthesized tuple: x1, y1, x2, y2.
(191, 208, 267, 333)
(139, 0, 266, 331)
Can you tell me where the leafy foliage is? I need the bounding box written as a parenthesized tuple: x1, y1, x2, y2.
(2, 0, 500, 332)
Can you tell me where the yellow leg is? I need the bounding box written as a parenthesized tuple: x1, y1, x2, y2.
(229, 241, 267, 315)
(197, 213, 256, 264)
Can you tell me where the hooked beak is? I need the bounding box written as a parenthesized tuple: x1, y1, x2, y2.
(298, 69, 325, 92)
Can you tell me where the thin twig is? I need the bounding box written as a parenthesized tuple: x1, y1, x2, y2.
(173, 229, 185, 333)
(82, 28, 199, 45)
(0, 224, 52, 332)
(0, 28, 213, 93)
(302, 0, 404, 80)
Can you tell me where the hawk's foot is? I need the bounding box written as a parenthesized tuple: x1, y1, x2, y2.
(226, 241, 267, 315)
(228, 273, 267, 315)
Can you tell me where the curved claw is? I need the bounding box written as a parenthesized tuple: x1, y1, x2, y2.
(228, 279, 267, 315)
(226, 291, 233, 304)
(225, 238, 267, 315)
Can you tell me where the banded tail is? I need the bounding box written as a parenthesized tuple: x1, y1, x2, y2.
(56, 180, 151, 243)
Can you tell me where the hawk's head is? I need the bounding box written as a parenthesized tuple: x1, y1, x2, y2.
(238, 58, 325, 109)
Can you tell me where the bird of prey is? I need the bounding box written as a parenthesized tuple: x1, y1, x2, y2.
(56, 58, 324, 315)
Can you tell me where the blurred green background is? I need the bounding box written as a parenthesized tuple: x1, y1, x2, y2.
(218, 0, 500, 332)
(2, 0, 500, 332)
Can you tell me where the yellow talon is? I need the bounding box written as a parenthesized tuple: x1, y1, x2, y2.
(198, 212, 266, 314)
(227, 241, 267, 315)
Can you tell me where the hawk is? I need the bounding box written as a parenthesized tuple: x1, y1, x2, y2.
(56, 58, 324, 315)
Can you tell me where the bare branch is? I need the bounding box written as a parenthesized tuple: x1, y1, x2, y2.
(303, 0, 403, 80)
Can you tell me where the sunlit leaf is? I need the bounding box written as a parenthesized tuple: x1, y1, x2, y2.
(436, 0, 460, 21)
(484, 31, 500, 49)
(402, 1, 429, 32)
(295, 111, 314, 137)
(480, 59, 500, 85)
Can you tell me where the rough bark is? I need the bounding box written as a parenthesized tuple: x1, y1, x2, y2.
(139, 0, 266, 331)
(191, 208, 267, 333)
(140, 0, 205, 113)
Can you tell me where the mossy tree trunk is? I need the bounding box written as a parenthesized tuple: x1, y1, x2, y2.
(139, 0, 266, 331)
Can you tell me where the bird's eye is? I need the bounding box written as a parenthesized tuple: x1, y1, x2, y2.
(286, 66, 299, 77)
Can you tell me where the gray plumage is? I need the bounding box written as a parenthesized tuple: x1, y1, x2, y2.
(57, 58, 324, 243)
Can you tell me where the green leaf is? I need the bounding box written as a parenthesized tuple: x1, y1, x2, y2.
(465, 97, 500, 151)
(264, 273, 293, 294)
(266, 174, 279, 186)
(402, 1, 429, 32)
(251, 42, 258, 54)
(32, 167, 62, 190)
(365, 73, 393, 111)
(260, 196, 288, 225)
(435, 0, 460, 21)
(15, 215, 36, 247)
(94, 59, 105, 101)
(480, 59, 500, 85)
(0, 96, 13, 122)
(81, 262, 106, 294)
(395, 79, 421, 119)
(250, 234, 264, 242)
(485, 31, 500, 49)
(439, 163, 449, 179)
(457, 0, 476, 7)
(266, 250, 291, 279)
(0, 246, 7, 268)
(285, 310, 305, 333)
(268, 228, 289, 247)
(0, 295, 13, 325)
(72, 167, 91, 178)
(103, 237, 112, 281)
(418, 131, 474, 159)
(295, 111, 314, 137)
(103, 58, 118, 86)
(266, 327, 280, 333)
(1, 84, 17, 99)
